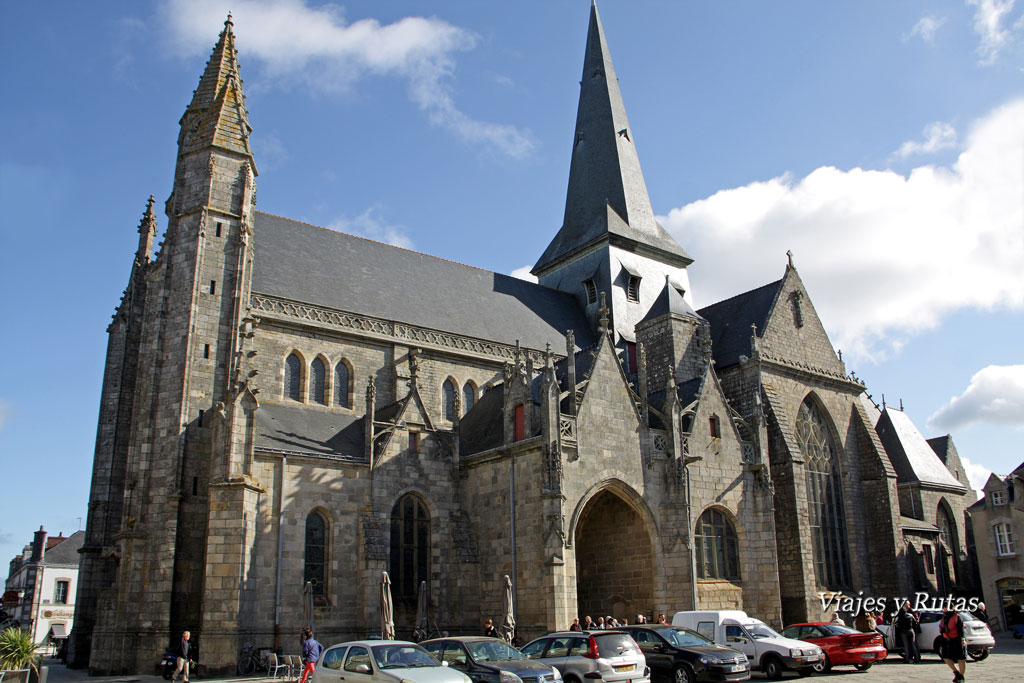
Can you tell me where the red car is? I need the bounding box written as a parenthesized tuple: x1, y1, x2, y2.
(780, 623, 887, 673)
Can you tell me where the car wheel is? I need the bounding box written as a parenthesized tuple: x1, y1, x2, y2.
(673, 664, 695, 683)
(854, 663, 871, 671)
(812, 654, 831, 674)
(967, 647, 989, 662)
(762, 656, 784, 681)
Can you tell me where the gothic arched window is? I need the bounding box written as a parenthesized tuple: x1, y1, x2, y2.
(310, 358, 327, 405)
(797, 397, 852, 589)
(442, 379, 457, 421)
(462, 382, 476, 415)
(285, 353, 302, 401)
(695, 508, 740, 580)
(938, 503, 958, 552)
(389, 494, 430, 602)
(335, 361, 350, 408)
(305, 511, 327, 598)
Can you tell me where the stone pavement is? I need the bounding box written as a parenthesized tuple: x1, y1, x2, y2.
(35, 634, 1024, 683)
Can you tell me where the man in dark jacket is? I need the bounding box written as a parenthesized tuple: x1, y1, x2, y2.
(170, 631, 190, 683)
(894, 601, 920, 663)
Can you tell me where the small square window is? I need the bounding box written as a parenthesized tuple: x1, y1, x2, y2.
(922, 544, 934, 573)
(993, 490, 1007, 506)
(709, 415, 721, 439)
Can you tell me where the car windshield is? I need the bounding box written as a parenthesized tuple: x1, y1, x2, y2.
(747, 624, 781, 639)
(467, 641, 525, 662)
(372, 645, 439, 669)
(662, 628, 713, 647)
(820, 625, 857, 636)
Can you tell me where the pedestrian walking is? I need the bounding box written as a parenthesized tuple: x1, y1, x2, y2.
(170, 631, 191, 683)
(299, 628, 324, 683)
(939, 608, 967, 682)
(894, 601, 920, 663)
(484, 618, 500, 638)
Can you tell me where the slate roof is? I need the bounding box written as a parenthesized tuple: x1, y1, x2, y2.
(926, 435, 954, 464)
(641, 279, 701, 324)
(532, 3, 689, 275)
(899, 516, 940, 533)
(459, 386, 506, 457)
(252, 212, 595, 352)
(697, 279, 783, 370)
(876, 409, 965, 490)
(42, 531, 84, 566)
(255, 402, 364, 459)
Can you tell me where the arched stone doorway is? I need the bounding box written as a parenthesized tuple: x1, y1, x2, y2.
(575, 489, 654, 621)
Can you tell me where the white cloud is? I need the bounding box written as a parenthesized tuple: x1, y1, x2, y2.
(904, 14, 947, 43)
(928, 365, 1024, 431)
(659, 98, 1024, 363)
(0, 401, 10, 434)
(510, 265, 537, 282)
(329, 207, 414, 249)
(967, 0, 1017, 64)
(161, 0, 534, 158)
(960, 455, 995, 494)
(893, 121, 957, 159)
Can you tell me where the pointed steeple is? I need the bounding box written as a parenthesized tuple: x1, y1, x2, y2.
(178, 14, 255, 161)
(533, 2, 689, 277)
(136, 195, 158, 264)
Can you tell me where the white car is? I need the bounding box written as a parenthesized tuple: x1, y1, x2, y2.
(312, 640, 474, 683)
(878, 611, 995, 661)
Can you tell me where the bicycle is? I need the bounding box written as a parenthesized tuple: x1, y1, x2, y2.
(236, 644, 260, 676)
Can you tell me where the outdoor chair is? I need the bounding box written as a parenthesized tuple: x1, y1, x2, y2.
(286, 654, 302, 679)
(266, 652, 289, 679)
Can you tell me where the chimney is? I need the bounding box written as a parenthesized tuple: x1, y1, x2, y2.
(30, 526, 46, 562)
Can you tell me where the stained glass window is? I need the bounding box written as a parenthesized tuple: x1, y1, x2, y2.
(442, 379, 456, 421)
(462, 383, 476, 415)
(797, 398, 851, 588)
(335, 362, 350, 408)
(311, 358, 326, 405)
(285, 353, 302, 401)
(305, 511, 327, 598)
(390, 495, 430, 601)
(695, 508, 740, 580)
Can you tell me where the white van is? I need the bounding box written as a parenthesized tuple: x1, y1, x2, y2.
(672, 611, 822, 680)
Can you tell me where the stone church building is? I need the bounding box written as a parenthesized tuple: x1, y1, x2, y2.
(70, 4, 977, 674)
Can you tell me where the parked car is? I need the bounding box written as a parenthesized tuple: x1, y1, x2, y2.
(877, 610, 995, 661)
(311, 640, 473, 683)
(421, 636, 562, 683)
(779, 623, 886, 672)
(620, 624, 749, 683)
(671, 611, 821, 680)
(519, 630, 650, 683)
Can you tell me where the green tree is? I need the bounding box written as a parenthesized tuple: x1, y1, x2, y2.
(0, 627, 39, 674)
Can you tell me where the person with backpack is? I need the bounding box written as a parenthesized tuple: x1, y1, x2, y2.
(939, 608, 967, 682)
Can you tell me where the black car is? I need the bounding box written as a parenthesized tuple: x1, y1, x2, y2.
(421, 636, 562, 683)
(621, 625, 749, 683)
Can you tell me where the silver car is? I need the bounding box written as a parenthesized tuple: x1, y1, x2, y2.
(520, 631, 650, 683)
(311, 640, 474, 683)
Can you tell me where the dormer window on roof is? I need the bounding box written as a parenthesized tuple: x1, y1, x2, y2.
(992, 489, 1007, 506)
(583, 278, 598, 305)
(627, 274, 641, 302)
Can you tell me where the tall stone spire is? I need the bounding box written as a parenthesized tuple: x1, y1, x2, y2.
(178, 14, 254, 160)
(532, 1, 689, 277)
(136, 195, 157, 264)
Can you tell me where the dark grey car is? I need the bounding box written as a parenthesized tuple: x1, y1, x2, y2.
(421, 637, 562, 683)
(519, 631, 650, 683)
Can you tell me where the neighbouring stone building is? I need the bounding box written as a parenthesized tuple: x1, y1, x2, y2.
(3, 528, 84, 646)
(969, 462, 1024, 630)
(70, 4, 978, 674)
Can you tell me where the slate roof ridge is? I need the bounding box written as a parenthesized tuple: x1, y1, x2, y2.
(697, 276, 785, 319)
(255, 210, 544, 281)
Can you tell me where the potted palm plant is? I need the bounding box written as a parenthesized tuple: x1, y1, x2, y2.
(0, 626, 41, 683)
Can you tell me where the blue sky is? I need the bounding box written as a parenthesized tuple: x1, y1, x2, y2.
(1, 0, 1022, 563)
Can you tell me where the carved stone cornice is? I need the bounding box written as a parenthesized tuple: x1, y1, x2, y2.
(251, 293, 558, 364)
(751, 353, 864, 391)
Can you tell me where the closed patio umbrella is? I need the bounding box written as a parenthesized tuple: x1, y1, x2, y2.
(501, 574, 515, 644)
(381, 571, 395, 640)
(303, 581, 316, 637)
(415, 580, 430, 640)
